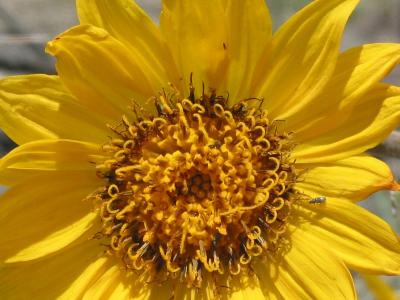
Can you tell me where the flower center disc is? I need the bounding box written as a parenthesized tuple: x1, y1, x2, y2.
(93, 85, 297, 287)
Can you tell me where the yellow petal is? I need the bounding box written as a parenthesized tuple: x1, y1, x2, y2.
(106, 281, 132, 300)
(46, 25, 157, 117)
(160, 0, 229, 93)
(0, 74, 108, 145)
(296, 155, 398, 201)
(0, 139, 104, 186)
(87, 272, 269, 300)
(172, 273, 268, 300)
(257, 271, 284, 300)
(291, 43, 400, 141)
(285, 231, 356, 299)
(82, 265, 174, 300)
(58, 256, 111, 300)
(294, 84, 400, 163)
(76, 0, 181, 91)
(226, 274, 268, 300)
(252, 261, 285, 300)
(254, 0, 359, 118)
(361, 275, 398, 300)
(0, 174, 99, 263)
(82, 266, 122, 300)
(255, 229, 355, 299)
(0, 240, 104, 299)
(221, 0, 272, 101)
(295, 197, 400, 275)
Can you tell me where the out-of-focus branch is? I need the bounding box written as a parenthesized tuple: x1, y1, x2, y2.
(369, 131, 400, 158)
(0, 33, 49, 44)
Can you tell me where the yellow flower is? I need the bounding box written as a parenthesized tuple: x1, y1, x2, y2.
(1, 0, 400, 299)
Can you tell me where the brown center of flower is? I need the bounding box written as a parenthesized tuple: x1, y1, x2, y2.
(92, 83, 298, 287)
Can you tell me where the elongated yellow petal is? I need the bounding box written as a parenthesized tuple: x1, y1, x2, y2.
(226, 274, 267, 300)
(176, 273, 268, 300)
(0, 139, 104, 186)
(160, 0, 229, 93)
(85, 270, 267, 300)
(46, 25, 157, 117)
(0, 74, 108, 145)
(176, 274, 264, 300)
(254, 0, 359, 118)
(290, 43, 400, 141)
(0, 174, 98, 263)
(294, 84, 400, 163)
(0, 240, 103, 299)
(59, 257, 111, 300)
(221, 0, 272, 101)
(106, 279, 132, 300)
(296, 155, 398, 201)
(76, 0, 181, 91)
(82, 266, 122, 300)
(362, 275, 398, 300)
(82, 265, 174, 300)
(252, 261, 285, 300)
(257, 229, 355, 299)
(295, 197, 400, 274)
(174, 282, 214, 300)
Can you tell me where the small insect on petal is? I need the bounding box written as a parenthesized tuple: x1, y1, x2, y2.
(309, 196, 327, 204)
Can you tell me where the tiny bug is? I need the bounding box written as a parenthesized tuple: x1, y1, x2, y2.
(309, 196, 326, 204)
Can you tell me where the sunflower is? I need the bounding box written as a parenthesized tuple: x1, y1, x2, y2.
(1, 0, 400, 299)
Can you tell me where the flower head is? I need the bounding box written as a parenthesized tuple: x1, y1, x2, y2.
(1, 0, 400, 299)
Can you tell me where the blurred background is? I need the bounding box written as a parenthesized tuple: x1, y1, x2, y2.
(0, 0, 399, 298)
